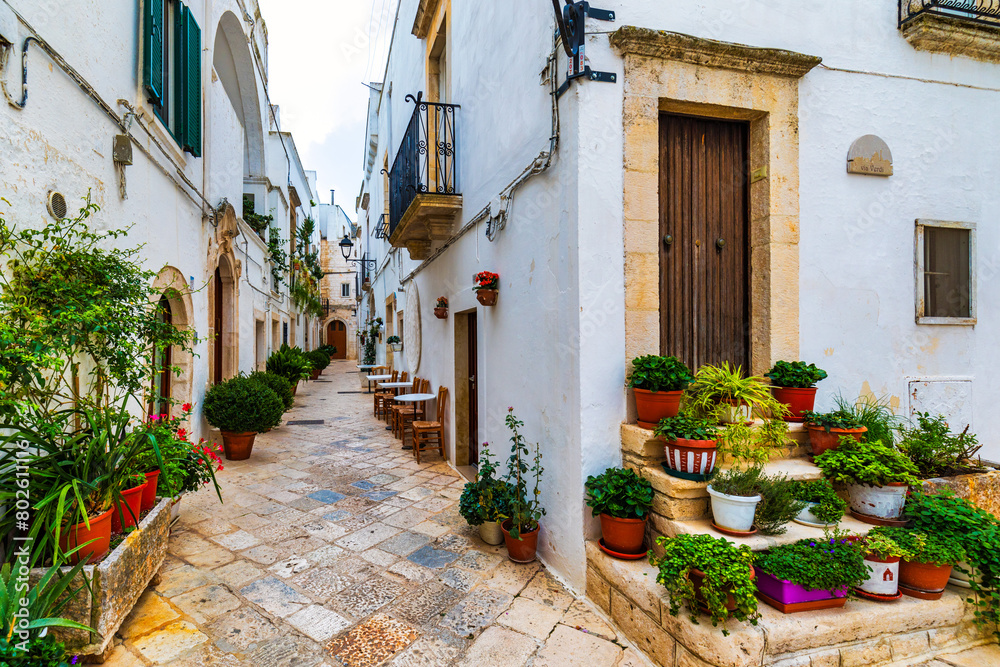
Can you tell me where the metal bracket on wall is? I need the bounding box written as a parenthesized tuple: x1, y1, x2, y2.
(553, 0, 616, 98)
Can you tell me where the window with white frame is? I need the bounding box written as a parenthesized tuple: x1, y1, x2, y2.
(916, 219, 976, 324)
(341, 283, 351, 298)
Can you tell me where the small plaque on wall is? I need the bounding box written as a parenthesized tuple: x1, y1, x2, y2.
(847, 135, 893, 176)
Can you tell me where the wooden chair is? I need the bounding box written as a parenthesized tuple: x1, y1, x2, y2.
(374, 370, 398, 418)
(391, 377, 421, 439)
(412, 386, 447, 463)
(398, 379, 430, 449)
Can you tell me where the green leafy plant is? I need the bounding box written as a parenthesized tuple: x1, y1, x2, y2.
(788, 479, 846, 524)
(708, 465, 765, 498)
(584, 468, 654, 520)
(814, 438, 920, 487)
(714, 418, 790, 466)
(386, 335, 401, 345)
(628, 355, 693, 393)
(860, 530, 910, 560)
(248, 371, 294, 412)
(685, 363, 775, 414)
(265, 345, 312, 384)
(203, 375, 284, 433)
(242, 196, 273, 236)
(267, 226, 289, 288)
(362, 319, 382, 365)
(764, 361, 827, 388)
(318, 344, 338, 356)
(869, 527, 965, 566)
(1, 557, 93, 646)
(898, 412, 984, 478)
(654, 414, 719, 442)
(501, 409, 545, 538)
(754, 474, 808, 536)
(802, 410, 864, 432)
(754, 533, 869, 592)
(306, 350, 331, 372)
(0, 635, 72, 666)
(459, 448, 513, 525)
(833, 394, 903, 446)
(650, 533, 758, 634)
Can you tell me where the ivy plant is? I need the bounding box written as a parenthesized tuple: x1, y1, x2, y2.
(764, 361, 827, 388)
(788, 479, 847, 524)
(628, 355, 693, 393)
(814, 438, 920, 487)
(584, 467, 654, 520)
(869, 527, 966, 566)
(754, 533, 869, 593)
(654, 414, 719, 442)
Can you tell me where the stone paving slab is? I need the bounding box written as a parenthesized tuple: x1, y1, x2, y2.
(105, 362, 637, 666)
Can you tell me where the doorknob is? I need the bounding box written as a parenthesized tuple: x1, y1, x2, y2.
(663, 234, 673, 247)
(716, 238, 725, 249)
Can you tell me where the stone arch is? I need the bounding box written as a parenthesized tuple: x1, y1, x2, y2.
(208, 202, 241, 384)
(213, 11, 265, 178)
(322, 316, 350, 359)
(151, 266, 195, 415)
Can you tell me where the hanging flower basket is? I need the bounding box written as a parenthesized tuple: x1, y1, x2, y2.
(434, 297, 449, 319)
(474, 271, 500, 306)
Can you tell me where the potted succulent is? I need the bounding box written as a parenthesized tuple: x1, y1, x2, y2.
(654, 414, 720, 479)
(459, 447, 513, 545)
(499, 408, 546, 562)
(788, 479, 846, 527)
(628, 355, 694, 428)
(814, 439, 920, 523)
(584, 467, 654, 556)
(871, 527, 966, 599)
(764, 361, 828, 422)
(387, 335, 403, 352)
(753, 534, 870, 612)
(434, 296, 449, 319)
(651, 533, 759, 635)
(802, 409, 867, 456)
(706, 466, 765, 534)
(203, 375, 285, 460)
(474, 271, 500, 306)
(855, 530, 909, 598)
(685, 363, 779, 424)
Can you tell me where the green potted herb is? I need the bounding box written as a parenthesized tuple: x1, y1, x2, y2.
(753, 534, 869, 612)
(753, 474, 808, 536)
(788, 479, 846, 527)
(654, 414, 720, 479)
(898, 412, 984, 478)
(651, 533, 759, 635)
(814, 439, 920, 523)
(459, 447, 513, 545)
(585, 467, 654, 556)
(802, 409, 867, 456)
(499, 408, 546, 562)
(869, 527, 965, 599)
(203, 375, 285, 460)
(706, 465, 764, 534)
(628, 355, 694, 428)
(387, 335, 403, 352)
(764, 361, 827, 422)
(856, 530, 910, 598)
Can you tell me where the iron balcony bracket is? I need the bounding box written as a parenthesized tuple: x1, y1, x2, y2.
(555, 1, 617, 99)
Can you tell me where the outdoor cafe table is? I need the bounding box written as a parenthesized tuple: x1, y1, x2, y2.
(377, 382, 416, 428)
(393, 393, 437, 449)
(365, 374, 392, 393)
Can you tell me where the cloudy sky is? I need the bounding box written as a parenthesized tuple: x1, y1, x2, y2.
(256, 0, 399, 220)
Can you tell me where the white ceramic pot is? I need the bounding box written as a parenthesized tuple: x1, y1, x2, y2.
(847, 483, 908, 519)
(707, 485, 761, 532)
(793, 501, 836, 528)
(860, 557, 900, 596)
(720, 401, 752, 424)
(479, 521, 503, 546)
(949, 561, 983, 589)
(169, 496, 182, 525)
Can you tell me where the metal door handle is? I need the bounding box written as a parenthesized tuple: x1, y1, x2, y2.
(716, 238, 725, 249)
(663, 234, 673, 247)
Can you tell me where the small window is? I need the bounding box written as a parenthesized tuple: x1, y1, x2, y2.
(916, 220, 975, 324)
(341, 283, 351, 297)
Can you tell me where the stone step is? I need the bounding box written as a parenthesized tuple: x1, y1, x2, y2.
(650, 516, 877, 553)
(585, 540, 994, 667)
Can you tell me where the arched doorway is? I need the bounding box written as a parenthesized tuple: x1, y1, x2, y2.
(151, 266, 195, 416)
(327, 320, 347, 359)
(151, 295, 173, 417)
(210, 253, 238, 384)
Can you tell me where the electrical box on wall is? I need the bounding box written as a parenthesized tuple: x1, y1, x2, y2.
(0, 2, 17, 46)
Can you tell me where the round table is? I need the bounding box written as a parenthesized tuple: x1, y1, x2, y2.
(365, 374, 392, 393)
(378, 382, 414, 389)
(357, 364, 376, 371)
(394, 393, 437, 449)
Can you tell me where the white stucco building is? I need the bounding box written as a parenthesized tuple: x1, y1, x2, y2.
(318, 192, 360, 360)
(0, 0, 322, 441)
(356, 0, 1000, 593)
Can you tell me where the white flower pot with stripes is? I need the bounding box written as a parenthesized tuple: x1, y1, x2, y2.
(663, 438, 718, 476)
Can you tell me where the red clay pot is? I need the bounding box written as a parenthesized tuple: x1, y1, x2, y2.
(112, 480, 148, 532)
(806, 425, 867, 456)
(501, 519, 539, 563)
(221, 431, 256, 461)
(771, 387, 817, 422)
(900, 559, 954, 593)
(476, 289, 498, 306)
(310, 369, 321, 381)
(633, 388, 683, 428)
(60, 508, 113, 564)
(141, 470, 161, 512)
(434, 307, 448, 319)
(690, 566, 756, 614)
(292, 381, 299, 396)
(599, 514, 646, 555)
(664, 438, 718, 475)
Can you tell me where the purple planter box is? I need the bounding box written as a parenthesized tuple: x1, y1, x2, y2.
(756, 570, 848, 604)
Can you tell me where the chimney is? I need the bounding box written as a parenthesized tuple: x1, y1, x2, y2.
(330, 189, 335, 207)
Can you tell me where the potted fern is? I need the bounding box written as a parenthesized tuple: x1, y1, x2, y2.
(585, 467, 654, 556)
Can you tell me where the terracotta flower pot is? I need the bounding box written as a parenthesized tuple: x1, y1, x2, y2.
(310, 369, 321, 381)
(501, 519, 539, 563)
(690, 566, 756, 614)
(141, 470, 161, 512)
(434, 307, 448, 319)
(476, 289, 498, 306)
(771, 386, 817, 422)
(806, 425, 867, 456)
(633, 388, 683, 428)
(221, 431, 257, 461)
(599, 514, 646, 555)
(60, 508, 113, 564)
(292, 381, 299, 396)
(112, 480, 148, 533)
(664, 438, 718, 476)
(900, 559, 953, 594)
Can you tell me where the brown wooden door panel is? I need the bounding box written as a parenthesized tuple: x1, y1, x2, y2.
(660, 114, 749, 371)
(468, 313, 479, 465)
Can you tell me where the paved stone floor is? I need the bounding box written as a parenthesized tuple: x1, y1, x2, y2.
(107, 361, 645, 666)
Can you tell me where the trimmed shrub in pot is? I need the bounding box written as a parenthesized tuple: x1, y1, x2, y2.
(870, 527, 966, 598)
(306, 349, 331, 380)
(764, 361, 827, 422)
(651, 533, 759, 635)
(499, 409, 546, 562)
(585, 467, 654, 555)
(458, 447, 513, 545)
(788, 479, 846, 527)
(814, 439, 919, 522)
(248, 371, 295, 412)
(753, 534, 869, 612)
(654, 414, 719, 478)
(204, 375, 284, 460)
(628, 355, 693, 427)
(802, 409, 866, 456)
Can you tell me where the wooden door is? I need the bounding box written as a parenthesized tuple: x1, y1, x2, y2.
(213, 268, 223, 384)
(659, 114, 750, 371)
(468, 312, 479, 466)
(327, 321, 348, 359)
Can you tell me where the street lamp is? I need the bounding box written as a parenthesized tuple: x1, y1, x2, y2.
(337, 234, 377, 272)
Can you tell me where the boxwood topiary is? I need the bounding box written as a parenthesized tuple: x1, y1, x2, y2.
(248, 371, 294, 411)
(585, 467, 654, 520)
(204, 375, 284, 433)
(306, 349, 331, 371)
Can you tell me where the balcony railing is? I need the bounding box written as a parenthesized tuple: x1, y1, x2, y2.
(388, 97, 460, 239)
(900, 0, 1000, 28)
(374, 214, 389, 240)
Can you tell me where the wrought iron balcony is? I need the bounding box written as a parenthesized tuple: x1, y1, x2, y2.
(386, 96, 462, 260)
(374, 214, 389, 240)
(899, 1, 1000, 61)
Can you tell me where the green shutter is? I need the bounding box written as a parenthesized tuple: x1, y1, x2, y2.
(180, 5, 202, 157)
(142, 0, 164, 103)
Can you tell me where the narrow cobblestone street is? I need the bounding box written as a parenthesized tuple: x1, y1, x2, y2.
(106, 361, 643, 666)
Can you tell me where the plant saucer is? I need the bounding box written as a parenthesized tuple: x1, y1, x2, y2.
(899, 583, 944, 600)
(849, 509, 908, 527)
(598, 538, 648, 561)
(947, 576, 972, 589)
(853, 587, 902, 602)
(661, 463, 716, 483)
(792, 517, 838, 529)
(711, 522, 757, 538)
(636, 420, 658, 431)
